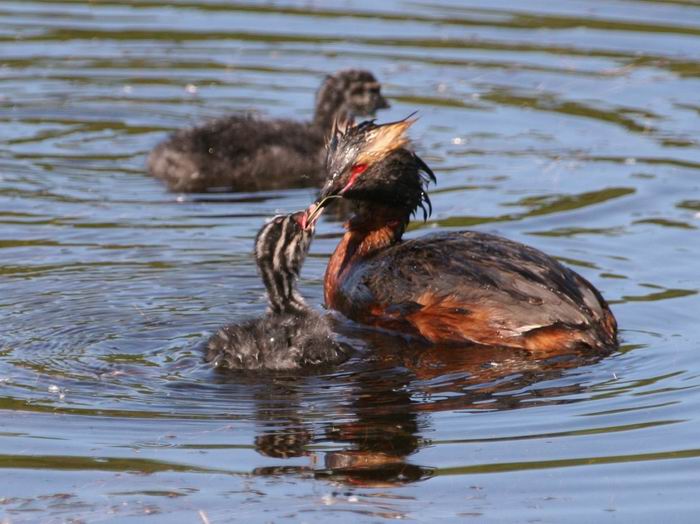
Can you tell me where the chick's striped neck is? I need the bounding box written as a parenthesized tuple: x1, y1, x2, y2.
(255, 216, 311, 315)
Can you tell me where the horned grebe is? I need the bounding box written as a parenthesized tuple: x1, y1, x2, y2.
(307, 119, 618, 352)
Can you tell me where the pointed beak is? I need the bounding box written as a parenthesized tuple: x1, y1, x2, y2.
(319, 175, 342, 200)
(303, 195, 341, 230)
(293, 211, 309, 230)
(301, 202, 323, 231)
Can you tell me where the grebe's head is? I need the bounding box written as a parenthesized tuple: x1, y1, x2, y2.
(335, 69, 389, 116)
(310, 117, 435, 223)
(254, 211, 319, 314)
(314, 70, 389, 131)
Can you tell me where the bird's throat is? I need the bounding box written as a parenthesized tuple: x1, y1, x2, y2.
(324, 205, 406, 308)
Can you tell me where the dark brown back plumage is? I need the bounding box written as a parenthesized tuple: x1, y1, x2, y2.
(313, 119, 618, 353)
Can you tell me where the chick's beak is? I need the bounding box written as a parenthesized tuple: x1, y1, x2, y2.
(292, 211, 308, 230)
(301, 202, 323, 231)
(302, 194, 341, 230)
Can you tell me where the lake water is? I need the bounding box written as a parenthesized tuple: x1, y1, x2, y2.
(1, 0, 699, 522)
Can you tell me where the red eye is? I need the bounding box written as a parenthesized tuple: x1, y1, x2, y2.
(340, 163, 368, 194)
(351, 163, 368, 176)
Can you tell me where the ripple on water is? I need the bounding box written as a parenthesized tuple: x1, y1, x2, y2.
(1, 0, 700, 521)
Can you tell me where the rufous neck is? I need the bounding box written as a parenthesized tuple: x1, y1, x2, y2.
(323, 213, 404, 308)
(324, 205, 406, 299)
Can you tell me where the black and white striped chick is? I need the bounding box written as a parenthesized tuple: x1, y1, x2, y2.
(205, 211, 350, 371)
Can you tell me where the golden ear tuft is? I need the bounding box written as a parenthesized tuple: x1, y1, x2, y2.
(356, 117, 415, 164)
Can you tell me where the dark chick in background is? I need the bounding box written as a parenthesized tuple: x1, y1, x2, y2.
(149, 69, 389, 193)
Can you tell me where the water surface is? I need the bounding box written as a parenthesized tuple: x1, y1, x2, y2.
(1, 0, 700, 522)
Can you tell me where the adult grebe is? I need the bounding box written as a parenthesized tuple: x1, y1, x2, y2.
(307, 119, 618, 352)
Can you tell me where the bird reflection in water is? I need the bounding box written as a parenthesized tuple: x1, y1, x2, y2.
(241, 329, 608, 488)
